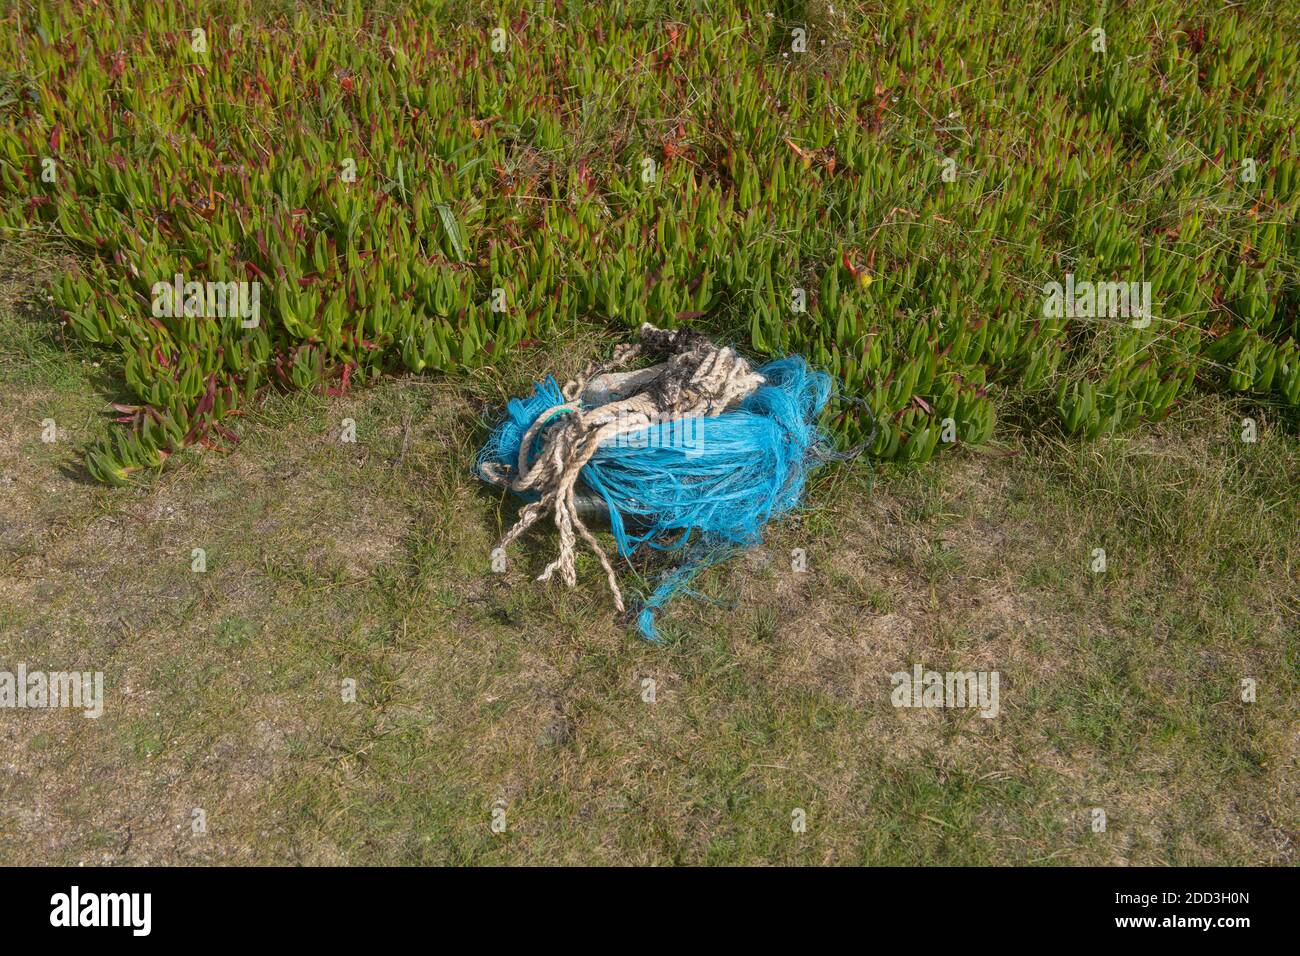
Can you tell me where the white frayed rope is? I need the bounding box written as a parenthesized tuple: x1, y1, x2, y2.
(480, 323, 765, 611)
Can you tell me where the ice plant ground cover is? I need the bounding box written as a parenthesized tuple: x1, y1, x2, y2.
(0, 0, 1296, 483)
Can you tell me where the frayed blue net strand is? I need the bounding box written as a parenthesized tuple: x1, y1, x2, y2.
(476, 356, 844, 642)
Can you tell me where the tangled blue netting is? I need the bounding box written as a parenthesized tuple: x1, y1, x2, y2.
(476, 356, 837, 642)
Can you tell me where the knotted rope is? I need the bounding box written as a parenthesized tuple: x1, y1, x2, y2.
(479, 323, 765, 613)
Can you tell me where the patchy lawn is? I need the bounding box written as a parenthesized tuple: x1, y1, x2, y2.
(0, 253, 1296, 864)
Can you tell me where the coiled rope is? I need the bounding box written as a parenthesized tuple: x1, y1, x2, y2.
(477, 323, 860, 640)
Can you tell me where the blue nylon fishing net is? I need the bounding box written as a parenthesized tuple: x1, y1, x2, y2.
(476, 356, 837, 641)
